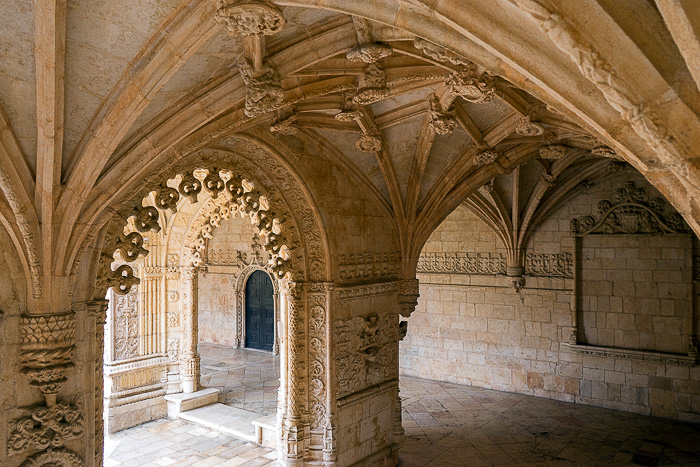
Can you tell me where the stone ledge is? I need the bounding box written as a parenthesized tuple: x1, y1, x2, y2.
(164, 387, 220, 418)
(565, 343, 699, 366)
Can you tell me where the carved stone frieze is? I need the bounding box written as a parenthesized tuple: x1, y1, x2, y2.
(417, 251, 506, 275)
(8, 401, 84, 455)
(336, 282, 398, 300)
(571, 181, 690, 235)
(214, 0, 285, 37)
(338, 252, 401, 282)
(524, 253, 573, 278)
(308, 285, 328, 431)
(238, 57, 285, 118)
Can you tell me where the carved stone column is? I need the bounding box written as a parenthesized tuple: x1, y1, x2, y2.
(9, 312, 85, 466)
(180, 266, 200, 393)
(88, 300, 108, 467)
(280, 281, 307, 465)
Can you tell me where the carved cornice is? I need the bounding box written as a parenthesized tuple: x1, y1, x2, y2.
(337, 252, 401, 283)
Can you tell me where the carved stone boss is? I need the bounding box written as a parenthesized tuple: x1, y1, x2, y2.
(568, 181, 698, 360)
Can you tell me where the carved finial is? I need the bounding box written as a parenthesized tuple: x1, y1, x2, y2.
(214, 0, 285, 37)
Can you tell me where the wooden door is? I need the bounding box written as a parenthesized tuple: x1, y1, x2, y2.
(245, 270, 274, 351)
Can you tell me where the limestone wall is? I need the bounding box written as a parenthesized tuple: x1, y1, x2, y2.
(400, 172, 700, 422)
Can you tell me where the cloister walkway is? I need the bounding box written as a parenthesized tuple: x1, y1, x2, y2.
(105, 347, 700, 466)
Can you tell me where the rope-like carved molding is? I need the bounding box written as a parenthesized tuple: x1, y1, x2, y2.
(19, 313, 76, 398)
(98, 167, 293, 295)
(571, 181, 690, 235)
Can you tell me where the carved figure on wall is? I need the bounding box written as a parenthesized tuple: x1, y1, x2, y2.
(113, 288, 139, 360)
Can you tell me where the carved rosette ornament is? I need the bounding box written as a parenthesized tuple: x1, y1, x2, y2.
(398, 278, 420, 318)
(356, 133, 383, 153)
(214, 0, 285, 37)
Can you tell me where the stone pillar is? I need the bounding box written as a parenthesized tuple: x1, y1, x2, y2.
(280, 281, 307, 465)
(180, 266, 200, 393)
(88, 299, 108, 467)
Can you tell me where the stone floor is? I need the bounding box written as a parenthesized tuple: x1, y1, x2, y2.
(198, 343, 280, 416)
(106, 346, 700, 466)
(399, 377, 700, 466)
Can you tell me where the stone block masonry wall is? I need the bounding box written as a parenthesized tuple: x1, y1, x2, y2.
(400, 173, 700, 422)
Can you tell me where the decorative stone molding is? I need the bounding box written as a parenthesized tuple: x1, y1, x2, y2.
(346, 43, 393, 64)
(353, 62, 389, 105)
(413, 37, 471, 66)
(338, 252, 401, 282)
(214, 0, 285, 37)
(472, 149, 501, 167)
(417, 251, 506, 275)
(307, 283, 329, 432)
(398, 279, 419, 318)
(19, 313, 76, 400)
(336, 282, 398, 300)
(571, 181, 690, 235)
(592, 145, 620, 159)
(237, 57, 285, 118)
(334, 110, 361, 122)
(524, 253, 573, 278)
(8, 400, 84, 455)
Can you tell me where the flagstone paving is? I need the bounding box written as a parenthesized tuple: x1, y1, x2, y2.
(106, 346, 700, 466)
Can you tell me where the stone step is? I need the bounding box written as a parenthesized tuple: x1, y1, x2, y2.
(252, 414, 278, 448)
(176, 403, 279, 446)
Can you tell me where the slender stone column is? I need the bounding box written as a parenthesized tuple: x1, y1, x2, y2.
(280, 281, 307, 465)
(180, 266, 200, 393)
(88, 299, 109, 467)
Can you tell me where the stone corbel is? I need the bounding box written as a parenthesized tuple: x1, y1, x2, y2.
(398, 278, 419, 318)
